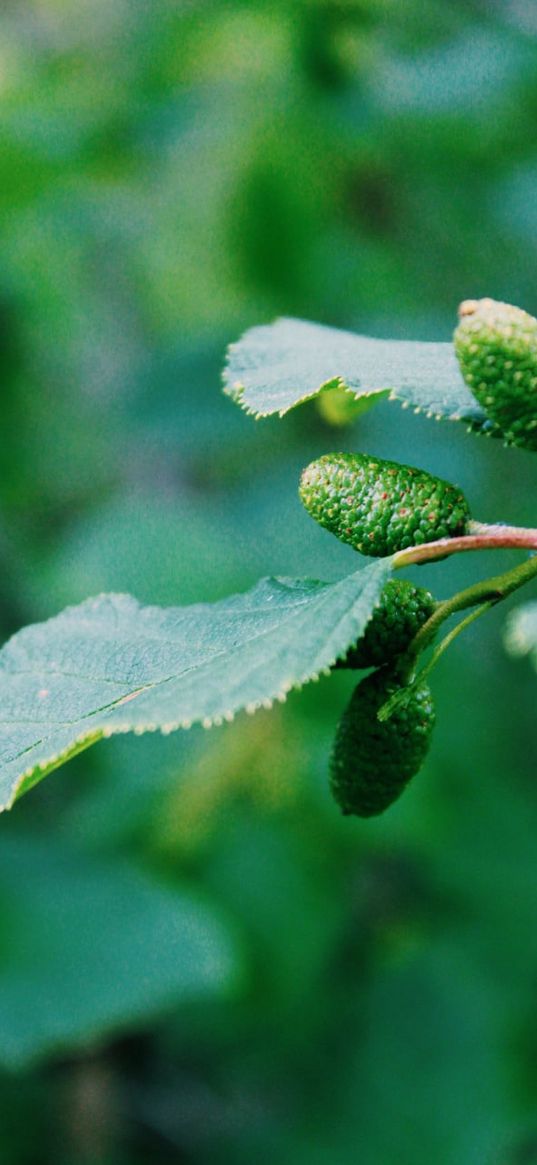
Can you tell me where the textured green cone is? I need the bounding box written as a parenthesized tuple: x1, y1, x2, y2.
(299, 451, 470, 556)
(336, 579, 435, 669)
(454, 298, 537, 450)
(330, 668, 435, 817)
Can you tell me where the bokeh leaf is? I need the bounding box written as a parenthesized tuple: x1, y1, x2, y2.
(504, 600, 537, 667)
(224, 317, 490, 430)
(0, 559, 392, 810)
(0, 834, 240, 1070)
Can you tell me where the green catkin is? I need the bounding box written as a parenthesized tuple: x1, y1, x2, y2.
(299, 451, 470, 556)
(454, 297, 537, 451)
(329, 668, 436, 817)
(336, 579, 435, 669)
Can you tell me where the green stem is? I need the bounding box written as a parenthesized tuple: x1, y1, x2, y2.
(411, 602, 494, 682)
(376, 525, 537, 722)
(393, 521, 537, 568)
(408, 553, 537, 660)
(378, 603, 493, 722)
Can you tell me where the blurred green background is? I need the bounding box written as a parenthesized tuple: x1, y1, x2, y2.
(2, 1, 537, 1162)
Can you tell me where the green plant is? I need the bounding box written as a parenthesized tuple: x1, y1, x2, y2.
(330, 668, 435, 817)
(299, 451, 470, 555)
(335, 579, 435, 669)
(1, 298, 537, 820)
(454, 298, 537, 450)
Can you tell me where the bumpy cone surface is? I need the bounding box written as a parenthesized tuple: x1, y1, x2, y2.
(337, 579, 435, 669)
(330, 668, 435, 817)
(299, 451, 470, 556)
(454, 297, 537, 450)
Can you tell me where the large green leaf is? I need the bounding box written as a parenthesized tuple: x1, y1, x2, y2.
(0, 559, 392, 810)
(224, 317, 490, 430)
(0, 834, 240, 1069)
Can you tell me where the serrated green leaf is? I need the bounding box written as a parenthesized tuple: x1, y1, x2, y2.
(0, 559, 392, 810)
(223, 317, 491, 430)
(504, 600, 537, 666)
(0, 834, 240, 1069)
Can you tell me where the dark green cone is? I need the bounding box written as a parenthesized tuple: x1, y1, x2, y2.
(454, 298, 537, 451)
(299, 451, 470, 557)
(330, 668, 435, 817)
(336, 579, 435, 669)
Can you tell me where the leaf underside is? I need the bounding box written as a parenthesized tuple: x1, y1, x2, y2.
(0, 559, 393, 810)
(224, 317, 491, 431)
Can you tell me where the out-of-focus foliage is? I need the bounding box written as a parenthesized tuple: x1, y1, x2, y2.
(505, 599, 537, 666)
(1, 1, 537, 1162)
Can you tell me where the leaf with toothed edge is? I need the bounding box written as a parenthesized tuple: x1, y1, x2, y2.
(0, 559, 393, 811)
(223, 317, 493, 431)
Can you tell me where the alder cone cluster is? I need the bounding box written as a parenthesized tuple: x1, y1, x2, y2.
(329, 668, 436, 817)
(336, 579, 435, 669)
(454, 297, 537, 451)
(299, 451, 470, 557)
